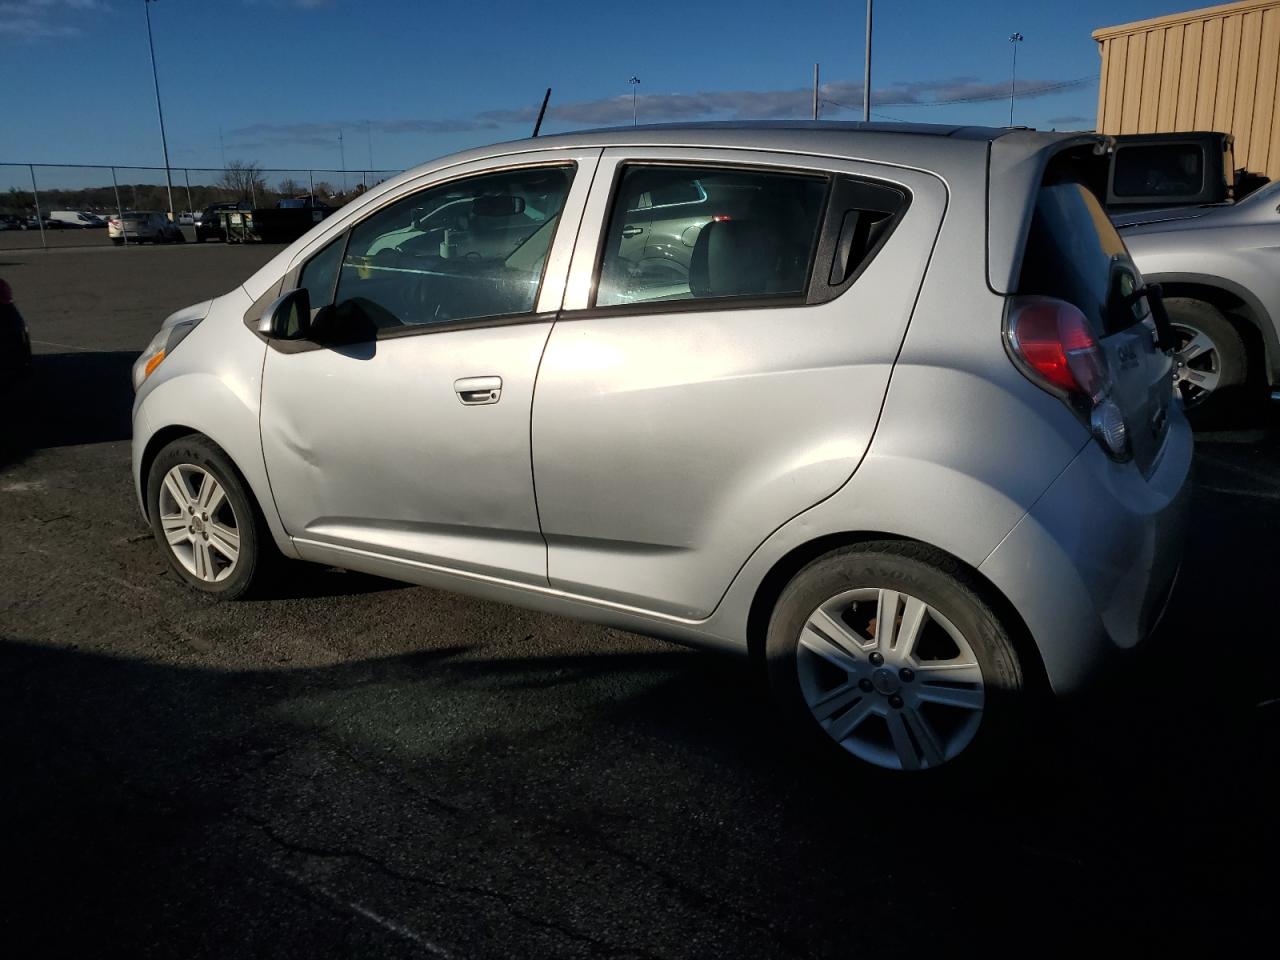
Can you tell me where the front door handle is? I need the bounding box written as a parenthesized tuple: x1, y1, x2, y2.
(454, 376, 502, 405)
(621, 225, 644, 238)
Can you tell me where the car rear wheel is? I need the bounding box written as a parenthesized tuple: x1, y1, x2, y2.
(147, 436, 272, 599)
(766, 542, 1026, 775)
(1165, 297, 1247, 412)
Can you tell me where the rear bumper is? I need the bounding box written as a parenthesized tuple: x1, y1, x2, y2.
(978, 412, 1193, 695)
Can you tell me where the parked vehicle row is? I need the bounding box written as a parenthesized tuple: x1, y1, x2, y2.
(131, 122, 1192, 778)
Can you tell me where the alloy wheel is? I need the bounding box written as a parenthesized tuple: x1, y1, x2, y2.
(796, 587, 985, 771)
(1171, 322, 1222, 407)
(157, 464, 241, 582)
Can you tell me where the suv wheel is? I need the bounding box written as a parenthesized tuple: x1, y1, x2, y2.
(1165, 297, 1247, 411)
(147, 435, 271, 599)
(766, 542, 1026, 774)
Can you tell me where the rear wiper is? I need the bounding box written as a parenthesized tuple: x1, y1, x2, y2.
(1123, 283, 1177, 352)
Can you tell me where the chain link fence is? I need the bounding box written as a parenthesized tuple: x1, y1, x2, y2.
(0, 163, 401, 249)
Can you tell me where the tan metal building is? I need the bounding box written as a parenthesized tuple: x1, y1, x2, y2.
(1094, 0, 1280, 179)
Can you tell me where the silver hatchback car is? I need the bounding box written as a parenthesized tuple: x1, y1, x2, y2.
(132, 123, 1192, 775)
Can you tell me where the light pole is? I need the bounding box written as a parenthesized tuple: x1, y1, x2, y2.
(863, 0, 873, 122)
(1008, 32, 1024, 126)
(629, 76, 640, 126)
(144, 0, 176, 221)
(338, 127, 346, 192)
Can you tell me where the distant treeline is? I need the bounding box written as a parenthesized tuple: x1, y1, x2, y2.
(3, 177, 374, 216)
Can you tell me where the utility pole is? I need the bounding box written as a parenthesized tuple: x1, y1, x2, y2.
(863, 0, 873, 121)
(365, 120, 374, 171)
(629, 76, 640, 126)
(1009, 32, 1024, 126)
(218, 125, 226, 169)
(813, 63, 820, 120)
(338, 127, 346, 192)
(144, 0, 176, 221)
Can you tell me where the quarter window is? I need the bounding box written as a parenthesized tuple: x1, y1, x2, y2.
(326, 164, 573, 331)
(595, 165, 827, 307)
(297, 234, 344, 311)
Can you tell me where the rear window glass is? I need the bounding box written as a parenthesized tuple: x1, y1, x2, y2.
(1112, 144, 1204, 198)
(1018, 179, 1143, 335)
(596, 165, 827, 308)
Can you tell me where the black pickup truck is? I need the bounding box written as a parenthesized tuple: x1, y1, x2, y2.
(1103, 131, 1269, 212)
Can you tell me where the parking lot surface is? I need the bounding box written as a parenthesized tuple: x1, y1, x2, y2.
(1, 245, 1274, 956)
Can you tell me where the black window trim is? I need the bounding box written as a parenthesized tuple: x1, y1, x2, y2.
(565, 160, 911, 321)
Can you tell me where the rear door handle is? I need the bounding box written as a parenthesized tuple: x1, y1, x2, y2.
(454, 376, 502, 405)
(621, 225, 644, 238)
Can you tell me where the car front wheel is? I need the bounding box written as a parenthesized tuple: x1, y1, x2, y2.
(147, 435, 270, 599)
(766, 542, 1026, 775)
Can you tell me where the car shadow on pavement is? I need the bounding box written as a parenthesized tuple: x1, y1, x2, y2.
(0, 350, 136, 468)
(2, 596, 1273, 958)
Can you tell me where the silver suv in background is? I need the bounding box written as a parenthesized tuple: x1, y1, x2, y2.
(131, 123, 1191, 776)
(1119, 180, 1280, 415)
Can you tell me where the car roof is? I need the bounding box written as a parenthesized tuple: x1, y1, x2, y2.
(462, 120, 1035, 164)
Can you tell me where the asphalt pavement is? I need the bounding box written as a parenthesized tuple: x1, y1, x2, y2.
(0, 244, 1275, 957)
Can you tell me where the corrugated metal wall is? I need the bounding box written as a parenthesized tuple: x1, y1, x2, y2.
(1094, 0, 1280, 180)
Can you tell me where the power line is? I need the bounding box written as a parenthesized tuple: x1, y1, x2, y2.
(821, 98, 909, 123)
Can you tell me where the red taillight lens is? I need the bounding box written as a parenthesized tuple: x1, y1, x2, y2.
(1008, 296, 1109, 400)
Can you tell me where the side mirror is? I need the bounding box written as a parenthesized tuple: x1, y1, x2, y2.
(258, 287, 311, 339)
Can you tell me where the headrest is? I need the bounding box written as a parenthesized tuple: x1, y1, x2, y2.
(689, 220, 781, 298)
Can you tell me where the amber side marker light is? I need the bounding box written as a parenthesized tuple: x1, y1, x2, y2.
(143, 349, 166, 379)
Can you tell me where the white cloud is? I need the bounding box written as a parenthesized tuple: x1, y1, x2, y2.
(0, 0, 106, 40)
(227, 74, 1096, 148)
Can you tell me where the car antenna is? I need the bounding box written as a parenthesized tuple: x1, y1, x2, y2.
(532, 88, 552, 138)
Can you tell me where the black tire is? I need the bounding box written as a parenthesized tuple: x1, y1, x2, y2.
(765, 541, 1027, 778)
(111, 238, 123, 246)
(195, 232, 205, 243)
(1165, 297, 1249, 419)
(147, 435, 276, 599)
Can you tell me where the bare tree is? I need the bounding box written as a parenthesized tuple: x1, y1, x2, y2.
(219, 160, 266, 201)
(277, 177, 304, 197)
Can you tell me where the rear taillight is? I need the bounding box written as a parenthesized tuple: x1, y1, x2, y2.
(1007, 295, 1130, 461)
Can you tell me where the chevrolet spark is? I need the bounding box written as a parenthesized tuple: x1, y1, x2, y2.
(132, 123, 1191, 774)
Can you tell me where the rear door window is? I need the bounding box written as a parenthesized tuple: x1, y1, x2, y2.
(595, 165, 827, 307)
(1018, 179, 1145, 335)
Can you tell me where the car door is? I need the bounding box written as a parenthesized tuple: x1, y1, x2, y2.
(532, 147, 946, 618)
(259, 150, 598, 585)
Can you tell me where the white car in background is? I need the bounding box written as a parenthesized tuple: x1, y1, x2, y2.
(108, 212, 184, 245)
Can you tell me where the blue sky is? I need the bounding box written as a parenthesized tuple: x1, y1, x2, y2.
(1, 0, 1189, 174)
